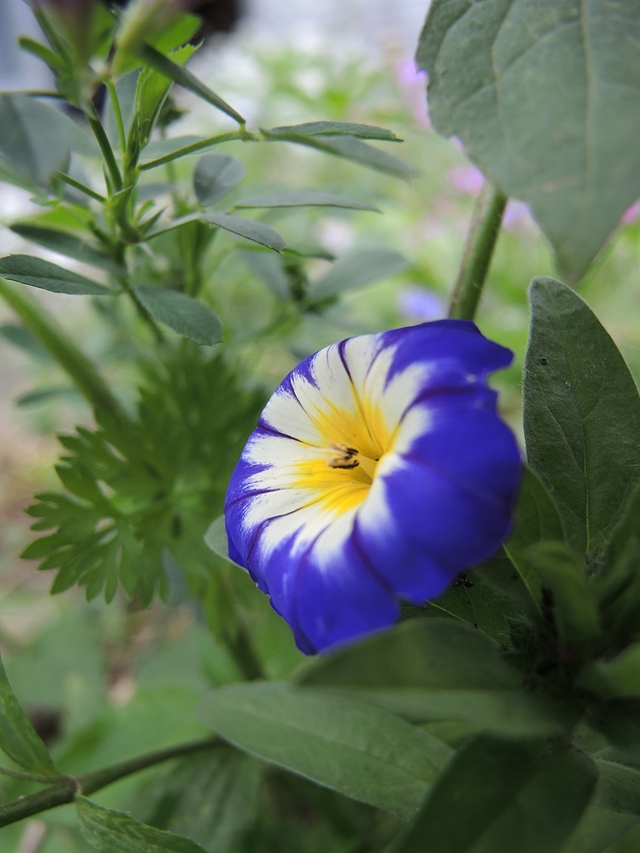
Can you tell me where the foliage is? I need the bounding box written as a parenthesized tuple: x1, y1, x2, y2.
(0, 1, 639, 852)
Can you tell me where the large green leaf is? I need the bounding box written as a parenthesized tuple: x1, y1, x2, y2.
(9, 224, 125, 276)
(389, 736, 597, 853)
(0, 255, 113, 296)
(199, 682, 452, 819)
(0, 655, 58, 777)
(523, 278, 640, 555)
(298, 619, 571, 737)
(77, 797, 208, 853)
(310, 249, 409, 300)
(417, 0, 640, 280)
(133, 287, 223, 345)
(0, 94, 98, 188)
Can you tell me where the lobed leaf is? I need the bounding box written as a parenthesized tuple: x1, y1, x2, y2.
(0, 255, 113, 296)
(199, 681, 452, 819)
(417, 0, 640, 280)
(524, 278, 640, 556)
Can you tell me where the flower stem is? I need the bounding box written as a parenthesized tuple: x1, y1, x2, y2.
(0, 738, 220, 828)
(0, 278, 128, 425)
(448, 182, 507, 321)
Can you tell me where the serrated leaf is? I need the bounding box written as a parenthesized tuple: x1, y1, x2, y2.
(0, 654, 58, 776)
(234, 191, 379, 212)
(138, 45, 244, 125)
(298, 619, 572, 738)
(267, 121, 402, 141)
(202, 213, 285, 251)
(523, 278, 640, 555)
(199, 681, 452, 819)
(310, 249, 409, 300)
(417, 0, 640, 280)
(193, 154, 246, 205)
(0, 255, 113, 296)
(133, 286, 222, 345)
(389, 736, 597, 853)
(0, 94, 99, 188)
(9, 224, 125, 275)
(262, 130, 417, 179)
(77, 797, 208, 853)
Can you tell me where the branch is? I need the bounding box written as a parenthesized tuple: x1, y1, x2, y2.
(0, 737, 220, 829)
(448, 182, 507, 321)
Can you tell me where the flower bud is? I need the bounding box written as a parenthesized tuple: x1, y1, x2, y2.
(29, 0, 108, 65)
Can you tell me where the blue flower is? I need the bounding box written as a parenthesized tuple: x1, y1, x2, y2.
(225, 320, 521, 654)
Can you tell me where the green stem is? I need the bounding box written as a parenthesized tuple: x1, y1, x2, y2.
(0, 278, 128, 425)
(85, 107, 123, 192)
(448, 183, 507, 321)
(56, 172, 106, 204)
(139, 130, 256, 171)
(0, 738, 220, 829)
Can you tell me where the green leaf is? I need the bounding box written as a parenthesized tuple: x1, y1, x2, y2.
(203, 516, 235, 564)
(134, 45, 197, 148)
(133, 286, 223, 345)
(497, 467, 565, 609)
(234, 191, 379, 212)
(9, 224, 125, 275)
(262, 130, 417, 179)
(202, 213, 286, 252)
(194, 154, 246, 205)
(77, 797, 208, 853)
(425, 575, 521, 643)
(0, 255, 113, 296)
(237, 250, 289, 300)
(298, 619, 571, 738)
(138, 45, 244, 125)
(389, 736, 597, 853)
(267, 121, 402, 141)
(104, 70, 139, 149)
(0, 323, 50, 359)
(310, 249, 409, 300)
(523, 278, 640, 555)
(0, 94, 98, 188)
(130, 746, 261, 853)
(0, 654, 58, 776)
(199, 681, 452, 819)
(416, 0, 640, 280)
(525, 541, 601, 656)
(17, 386, 77, 407)
(579, 644, 640, 700)
(562, 807, 639, 853)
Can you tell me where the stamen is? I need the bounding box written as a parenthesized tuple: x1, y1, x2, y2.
(327, 441, 360, 469)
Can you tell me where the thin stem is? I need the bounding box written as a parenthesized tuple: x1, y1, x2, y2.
(0, 738, 220, 829)
(448, 182, 507, 321)
(0, 768, 58, 785)
(105, 79, 127, 155)
(139, 130, 256, 171)
(56, 172, 106, 204)
(85, 107, 123, 192)
(0, 278, 128, 426)
(21, 91, 65, 99)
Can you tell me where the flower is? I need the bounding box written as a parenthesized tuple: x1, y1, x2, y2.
(224, 321, 521, 654)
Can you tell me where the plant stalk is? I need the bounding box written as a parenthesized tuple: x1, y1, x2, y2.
(0, 738, 220, 828)
(448, 182, 507, 321)
(0, 278, 128, 425)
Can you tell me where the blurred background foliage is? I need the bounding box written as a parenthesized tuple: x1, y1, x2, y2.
(2, 3, 640, 850)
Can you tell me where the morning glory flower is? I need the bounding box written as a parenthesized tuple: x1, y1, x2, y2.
(225, 320, 521, 654)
